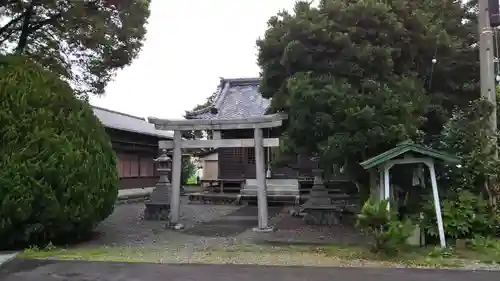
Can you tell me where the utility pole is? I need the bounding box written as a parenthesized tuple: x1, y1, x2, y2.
(480, 0, 499, 205)
(479, 0, 498, 147)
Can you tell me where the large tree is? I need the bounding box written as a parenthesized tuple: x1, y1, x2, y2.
(257, 0, 479, 185)
(0, 0, 151, 96)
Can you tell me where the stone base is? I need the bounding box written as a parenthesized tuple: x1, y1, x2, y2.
(303, 207, 342, 226)
(188, 192, 239, 205)
(144, 202, 170, 221)
(252, 226, 275, 233)
(165, 222, 185, 230)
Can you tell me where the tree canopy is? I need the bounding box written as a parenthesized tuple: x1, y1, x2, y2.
(0, 0, 151, 96)
(257, 0, 479, 184)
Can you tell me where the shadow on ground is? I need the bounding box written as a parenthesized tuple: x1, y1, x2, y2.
(0, 259, 56, 279)
(181, 206, 283, 237)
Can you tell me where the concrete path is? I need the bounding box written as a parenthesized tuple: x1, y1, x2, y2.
(1, 259, 500, 281)
(0, 253, 16, 267)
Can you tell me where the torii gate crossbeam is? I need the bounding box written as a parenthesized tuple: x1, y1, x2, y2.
(148, 113, 286, 232)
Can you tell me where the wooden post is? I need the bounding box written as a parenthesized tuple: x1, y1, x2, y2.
(369, 169, 376, 199)
(170, 130, 182, 225)
(253, 127, 272, 232)
(379, 168, 384, 201)
(213, 130, 221, 140)
(427, 161, 446, 248)
(383, 164, 391, 211)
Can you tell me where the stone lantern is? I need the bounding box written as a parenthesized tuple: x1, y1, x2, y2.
(144, 148, 171, 220)
(302, 158, 340, 226)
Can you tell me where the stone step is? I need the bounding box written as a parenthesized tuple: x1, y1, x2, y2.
(188, 192, 240, 205)
(243, 179, 299, 196)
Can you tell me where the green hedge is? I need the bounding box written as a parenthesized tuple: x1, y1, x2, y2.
(0, 56, 119, 249)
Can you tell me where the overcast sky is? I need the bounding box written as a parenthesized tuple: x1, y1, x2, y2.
(89, 0, 299, 119)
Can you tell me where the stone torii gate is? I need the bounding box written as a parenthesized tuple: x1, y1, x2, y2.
(148, 114, 286, 232)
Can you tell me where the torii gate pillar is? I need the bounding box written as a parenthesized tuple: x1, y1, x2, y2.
(149, 114, 286, 231)
(170, 130, 182, 226)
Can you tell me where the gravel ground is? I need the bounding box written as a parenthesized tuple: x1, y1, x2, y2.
(239, 209, 367, 246)
(88, 200, 365, 248)
(83, 198, 245, 251)
(52, 200, 500, 271)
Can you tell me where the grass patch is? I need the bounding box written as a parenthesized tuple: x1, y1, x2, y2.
(186, 174, 197, 185)
(18, 240, 500, 269)
(19, 246, 164, 263)
(205, 242, 500, 268)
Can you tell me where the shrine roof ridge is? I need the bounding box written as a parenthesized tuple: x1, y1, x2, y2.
(185, 77, 270, 120)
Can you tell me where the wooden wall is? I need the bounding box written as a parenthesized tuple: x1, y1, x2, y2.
(217, 128, 314, 180)
(106, 128, 165, 189)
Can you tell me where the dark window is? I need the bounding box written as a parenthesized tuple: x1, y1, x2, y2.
(232, 147, 244, 157)
(247, 148, 255, 164)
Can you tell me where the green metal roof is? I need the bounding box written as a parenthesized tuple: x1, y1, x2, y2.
(359, 140, 460, 170)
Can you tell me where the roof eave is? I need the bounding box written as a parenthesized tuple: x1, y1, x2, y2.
(105, 125, 173, 139)
(185, 106, 214, 119)
(360, 143, 460, 170)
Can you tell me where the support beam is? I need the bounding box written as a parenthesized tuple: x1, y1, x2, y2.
(253, 127, 272, 232)
(170, 130, 182, 226)
(159, 138, 280, 149)
(153, 121, 283, 131)
(426, 161, 446, 248)
(369, 169, 377, 198)
(383, 164, 391, 211)
(149, 114, 286, 131)
(213, 130, 221, 140)
(379, 168, 384, 201)
(386, 157, 434, 166)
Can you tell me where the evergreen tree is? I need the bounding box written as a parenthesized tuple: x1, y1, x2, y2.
(0, 0, 151, 96)
(257, 0, 478, 185)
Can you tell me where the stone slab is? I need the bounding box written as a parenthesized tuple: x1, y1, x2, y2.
(304, 209, 343, 226)
(0, 253, 17, 267)
(144, 202, 170, 221)
(303, 204, 343, 210)
(118, 187, 154, 199)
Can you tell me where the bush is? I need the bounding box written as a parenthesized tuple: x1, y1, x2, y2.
(438, 98, 500, 205)
(357, 198, 413, 255)
(181, 156, 195, 185)
(421, 190, 500, 240)
(0, 55, 119, 249)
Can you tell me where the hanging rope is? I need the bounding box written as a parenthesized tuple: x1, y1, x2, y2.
(427, 32, 440, 91)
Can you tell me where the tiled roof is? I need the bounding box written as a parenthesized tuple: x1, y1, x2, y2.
(185, 77, 270, 120)
(92, 106, 173, 139)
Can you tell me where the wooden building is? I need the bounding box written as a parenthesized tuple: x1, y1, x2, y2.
(196, 150, 219, 181)
(185, 78, 322, 197)
(92, 106, 173, 189)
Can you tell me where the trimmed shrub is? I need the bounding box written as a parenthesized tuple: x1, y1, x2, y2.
(0, 55, 119, 249)
(357, 198, 413, 255)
